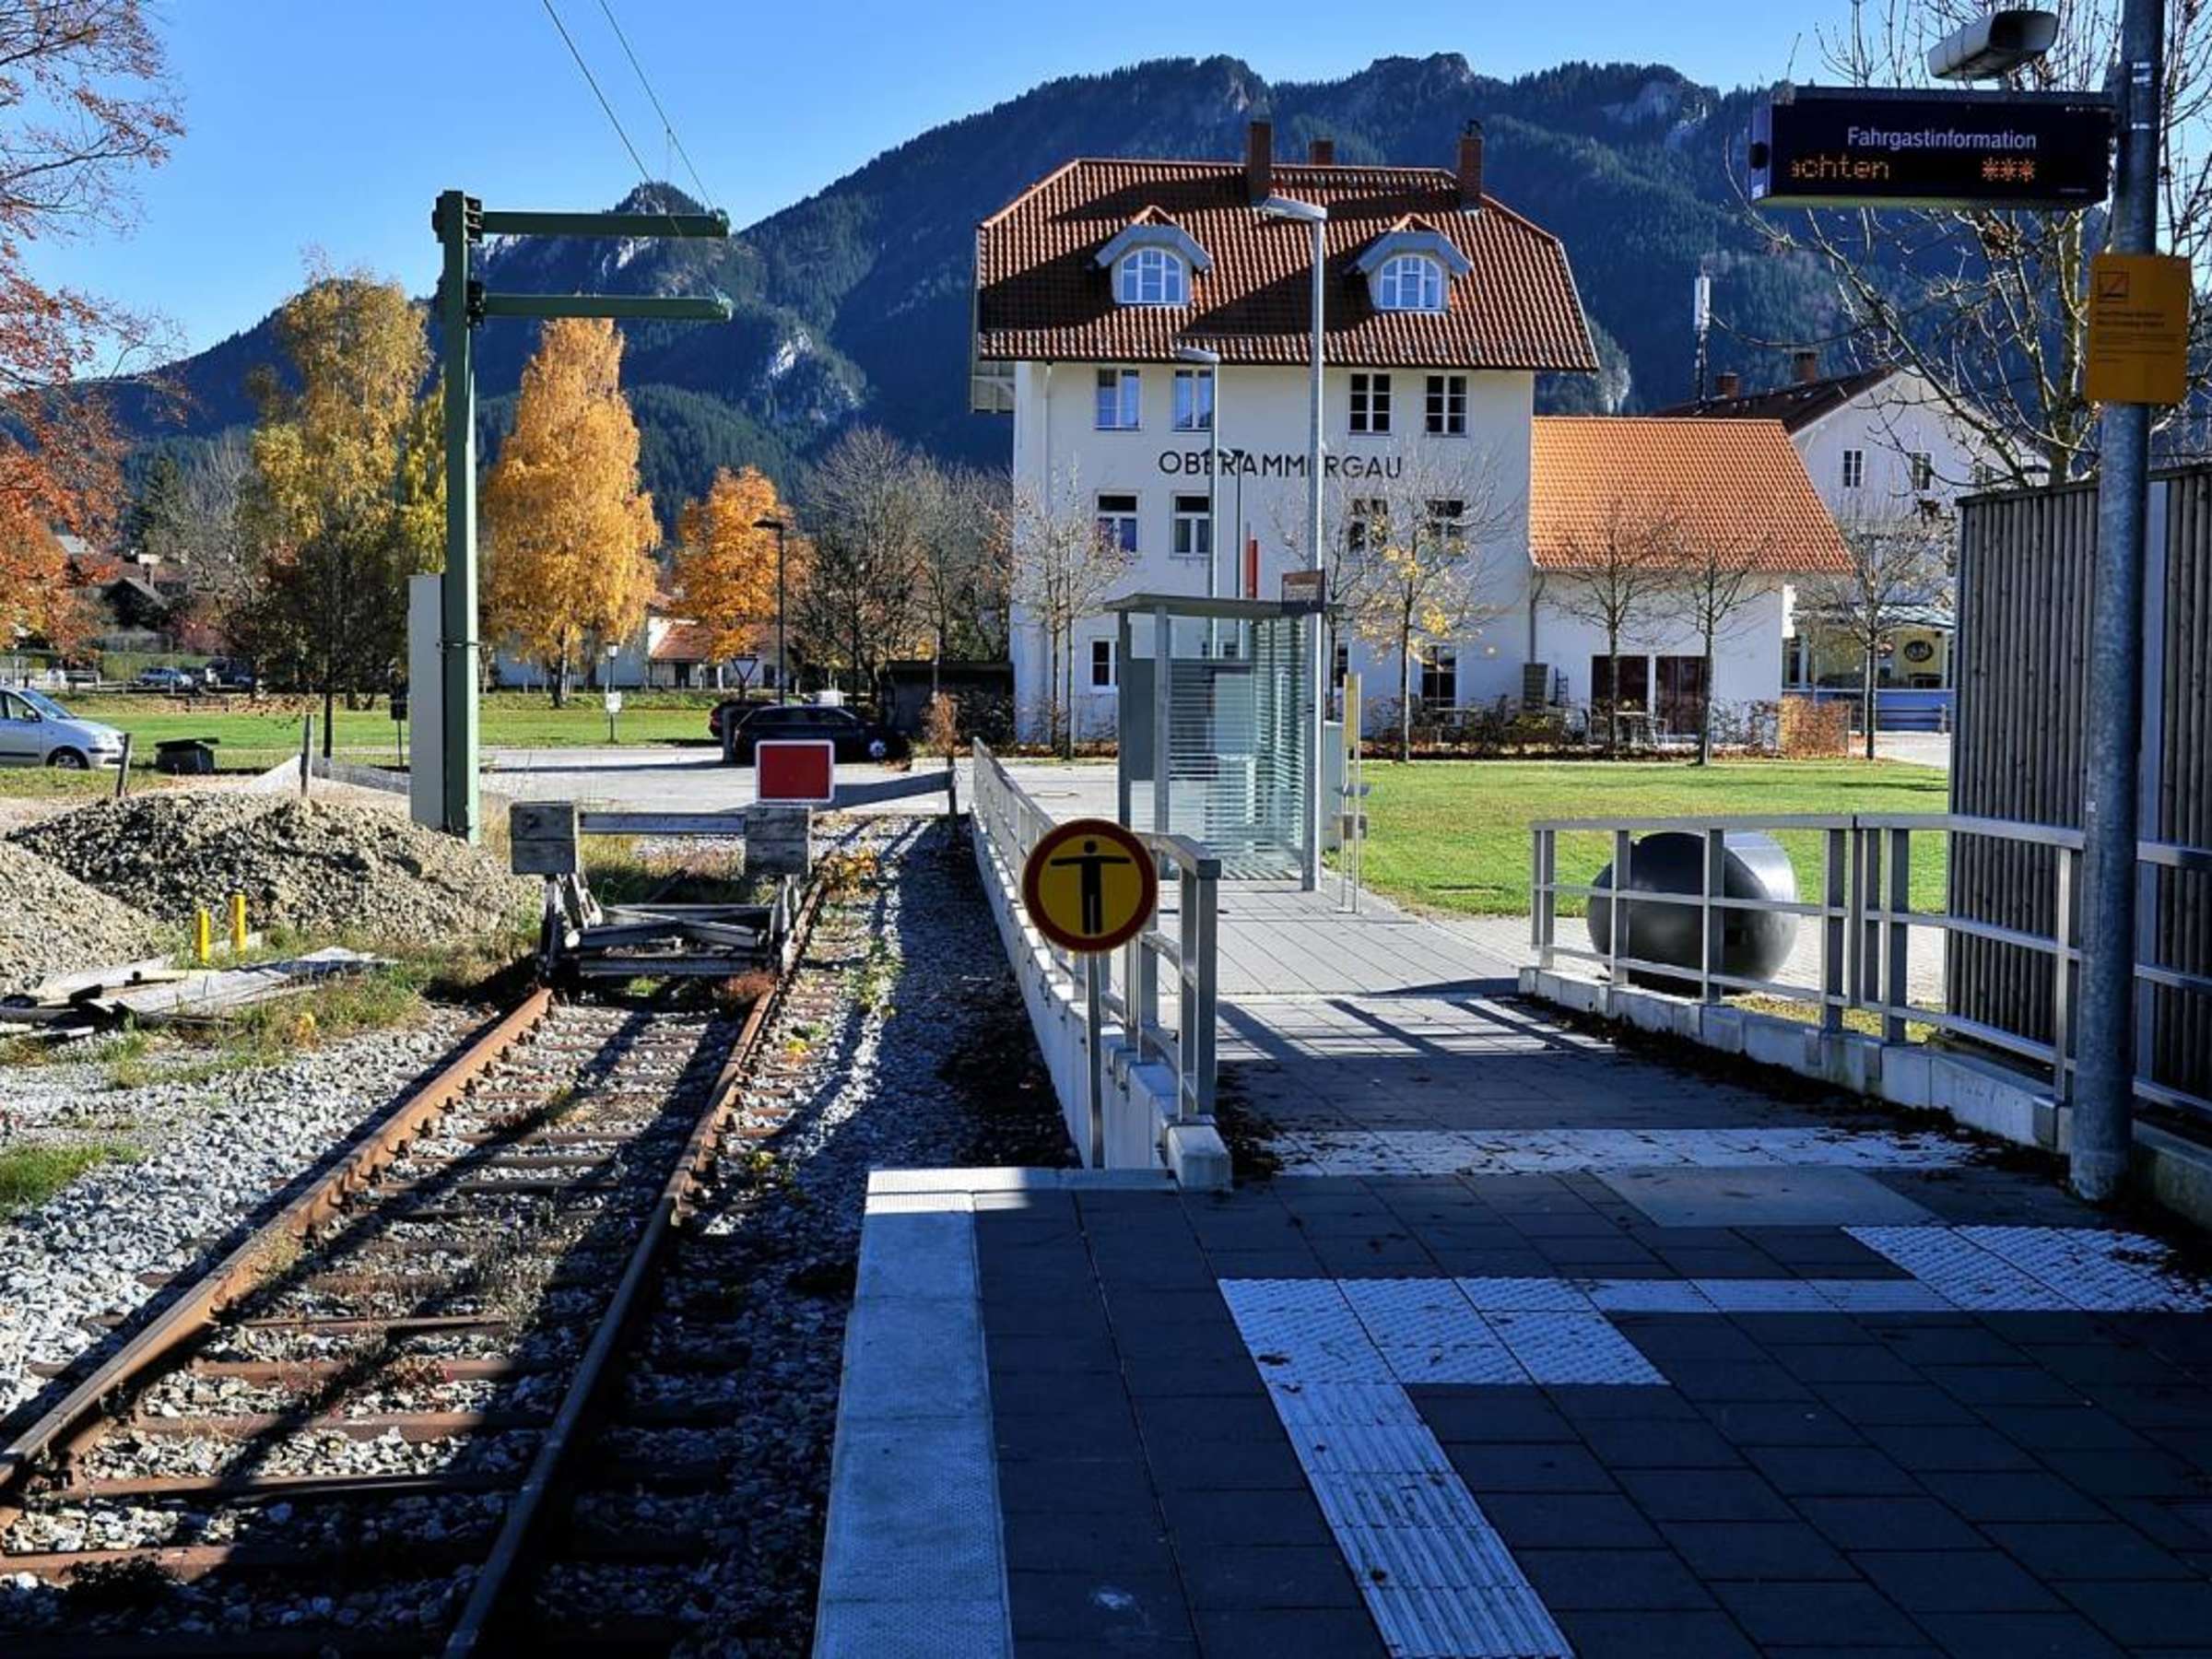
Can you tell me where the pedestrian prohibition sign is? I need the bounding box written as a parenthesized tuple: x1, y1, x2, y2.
(1020, 818, 1158, 955)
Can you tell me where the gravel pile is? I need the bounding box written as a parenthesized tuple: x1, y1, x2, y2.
(0, 841, 161, 997)
(10, 794, 532, 938)
(0, 1010, 477, 1419)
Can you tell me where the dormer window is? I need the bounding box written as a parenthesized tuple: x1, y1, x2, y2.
(1095, 213, 1212, 309)
(1377, 253, 1444, 312)
(1116, 247, 1188, 307)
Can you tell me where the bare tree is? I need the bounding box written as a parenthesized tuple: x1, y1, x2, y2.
(1268, 477, 1376, 714)
(913, 460, 1011, 685)
(1342, 445, 1523, 763)
(798, 426, 925, 699)
(1543, 494, 1685, 756)
(1005, 465, 1135, 757)
(1662, 527, 1783, 766)
(1753, 0, 2212, 486)
(1801, 512, 1955, 759)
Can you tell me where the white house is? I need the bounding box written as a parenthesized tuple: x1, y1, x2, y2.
(971, 122, 1852, 742)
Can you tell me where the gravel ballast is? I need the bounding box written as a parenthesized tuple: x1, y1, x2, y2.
(0, 841, 160, 997)
(0, 1009, 477, 1419)
(10, 794, 532, 939)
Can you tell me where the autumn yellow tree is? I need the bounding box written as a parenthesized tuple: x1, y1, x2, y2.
(236, 266, 439, 753)
(675, 465, 806, 693)
(484, 319, 657, 704)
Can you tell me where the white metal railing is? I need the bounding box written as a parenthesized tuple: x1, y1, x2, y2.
(1530, 812, 2212, 1122)
(971, 741, 1219, 1128)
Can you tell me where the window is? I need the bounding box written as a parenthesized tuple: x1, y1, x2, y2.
(1089, 638, 1116, 689)
(1333, 641, 1350, 687)
(1425, 374, 1467, 436)
(1095, 368, 1140, 430)
(1172, 368, 1213, 432)
(1841, 448, 1865, 489)
(1909, 451, 1935, 492)
(1115, 247, 1187, 306)
(1590, 653, 1652, 712)
(1655, 656, 1709, 735)
(1171, 494, 1212, 559)
(1376, 253, 1443, 312)
(1425, 498, 1466, 550)
(1347, 497, 1388, 552)
(1349, 372, 1393, 435)
(1418, 648, 1458, 708)
(1095, 492, 1139, 553)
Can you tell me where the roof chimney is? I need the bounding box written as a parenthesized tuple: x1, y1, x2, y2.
(1246, 120, 1274, 204)
(1309, 136, 1335, 165)
(1713, 371, 1741, 398)
(1792, 348, 1821, 384)
(1456, 120, 1485, 209)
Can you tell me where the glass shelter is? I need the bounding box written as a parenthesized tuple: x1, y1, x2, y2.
(1110, 594, 1329, 887)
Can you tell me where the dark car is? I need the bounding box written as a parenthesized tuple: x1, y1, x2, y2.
(716, 702, 910, 765)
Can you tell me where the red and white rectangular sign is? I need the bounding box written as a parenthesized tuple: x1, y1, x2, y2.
(755, 738, 836, 806)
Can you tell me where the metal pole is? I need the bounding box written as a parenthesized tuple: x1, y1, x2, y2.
(1084, 952, 1106, 1169)
(777, 523, 788, 704)
(435, 190, 480, 844)
(2075, 0, 2164, 1203)
(1303, 216, 1327, 892)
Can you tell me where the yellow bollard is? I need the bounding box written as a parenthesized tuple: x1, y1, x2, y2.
(229, 893, 248, 954)
(194, 908, 212, 966)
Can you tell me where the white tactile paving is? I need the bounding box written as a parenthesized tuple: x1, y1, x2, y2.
(1218, 1277, 1574, 1659)
(1586, 1278, 1720, 1313)
(1454, 1277, 1599, 1313)
(1959, 1225, 2212, 1313)
(1484, 1310, 1669, 1385)
(1270, 1125, 1971, 1177)
(1847, 1226, 2097, 1312)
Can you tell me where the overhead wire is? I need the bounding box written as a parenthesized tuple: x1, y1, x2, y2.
(594, 0, 719, 213)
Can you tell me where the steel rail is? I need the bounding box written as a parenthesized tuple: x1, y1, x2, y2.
(0, 987, 554, 1505)
(442, 873, 830, 1655)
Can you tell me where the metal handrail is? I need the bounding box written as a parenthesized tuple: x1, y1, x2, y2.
(971, 741, 1219, 1130)
(1529, 812, 2212, 1123)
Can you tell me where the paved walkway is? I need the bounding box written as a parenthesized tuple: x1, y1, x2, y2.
(820, 892, 2212, 1657)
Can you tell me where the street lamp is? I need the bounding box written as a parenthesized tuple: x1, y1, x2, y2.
(1256, 192, 1328, 892)
(754, 516, 788, 704)
(1173, 345, 1222, 611)
(604, 641, 620, 744)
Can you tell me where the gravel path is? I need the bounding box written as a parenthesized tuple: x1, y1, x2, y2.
(0, 1007, 480, 1420)
(0, 841, 159, 997)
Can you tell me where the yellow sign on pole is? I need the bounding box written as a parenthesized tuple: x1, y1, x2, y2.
(2087, 253, 2193, 406)
(1020, 818, 1158, 955)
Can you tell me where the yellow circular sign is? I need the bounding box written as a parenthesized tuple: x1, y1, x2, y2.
(1020, 818, 1159, 955)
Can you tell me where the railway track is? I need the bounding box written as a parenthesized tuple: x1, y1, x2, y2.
(0, 875, 832, 1656)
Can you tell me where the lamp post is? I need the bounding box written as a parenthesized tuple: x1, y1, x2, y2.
(604, 641, 620, 744)
(1258, 193, 1328, 892)
(755, 516, 788, 705)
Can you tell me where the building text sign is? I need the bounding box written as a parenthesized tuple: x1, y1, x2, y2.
(2086, 253, 2193, 406)
(1159, 448, 1403, 481)
(1749, 88, 2112, 211)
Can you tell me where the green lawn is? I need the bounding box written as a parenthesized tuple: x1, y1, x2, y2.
(31, 690, 728, 774)
(1358, 759, 1952, 918)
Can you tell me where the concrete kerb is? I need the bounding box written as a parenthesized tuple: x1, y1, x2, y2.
(813, 1169, 1177, 1658)
(968, 810, 1230, 1190)
(1520, 964, 2212, 1232)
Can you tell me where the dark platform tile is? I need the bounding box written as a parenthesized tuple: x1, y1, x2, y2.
(1190, 1606, 1390, 1659)
(1657, 1518, 1859, 1581)
(1574, 1417, 1747, 1470)
(1976, 1405, 2155, 1453)
(1701, 1400, 1869, 1447)
(1008, 1568, 1195, 1646)
(1550, 1608, 1761, 1659)
(1810, 1382, 1985, 1427)
(1120, 1358, 1268, 1398)
(1797, 1496, 1991, 1551)
(1912, 1612, 2127, 1659)
(1617, 1467, 1799, 1524)
(1142, 1433, 1312, 1493)
(1851, 1549, 2064, 1614)
(1131, 1394, 1286, 1445)
(1774, 1343, 1929, 1386)
(1711, 1580, 1932, 1649)
(1479, 1489, 1668, 1548)
(1177, 1545, 1364, 1610)
(1003, 1508, 1178, 1576)
(1155, 1485, 1336, 1550)
(1982, 1520, 2200, 1582)
(2058, 1578, 2212, 1646)
(1517, 1547, 1718, 1610)
(1441, 1441, 1620, 1494)
(1728, 1312, 1875, 1347)
(1926, 1364, 2090, 1408)
(998, 1453, 1161, 1513)
(1915, 1469, 2115, 1524)
(2034, 1444, 2208, 1500)
(1546, 1383, 1706, 1423)
(1859, 1422, 2042, 1473)
(987, 1330, 1123, 1376)
(1407, 1385, 1576, 1444)
(1743, 1443, 1923, 1497)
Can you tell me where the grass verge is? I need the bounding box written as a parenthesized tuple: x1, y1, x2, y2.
(0, 1140, 140, 1215)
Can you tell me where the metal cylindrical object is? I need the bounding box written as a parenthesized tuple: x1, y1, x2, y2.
(1587, 830, 1799, 993)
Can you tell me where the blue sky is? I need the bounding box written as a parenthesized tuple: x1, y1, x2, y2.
(43, 0, 1821, 360)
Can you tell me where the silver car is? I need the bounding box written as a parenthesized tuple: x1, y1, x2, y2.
(0, 687, 128, 770)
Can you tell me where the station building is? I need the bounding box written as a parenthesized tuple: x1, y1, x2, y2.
(971, 120, 1853, 741)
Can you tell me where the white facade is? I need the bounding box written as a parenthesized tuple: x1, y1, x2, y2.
(1006, 359, 1540, 740)
(1529, 579, 1788, 726)
(1791, 370, 1991, 523)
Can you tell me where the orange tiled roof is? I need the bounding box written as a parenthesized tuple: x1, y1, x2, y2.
(1530, 417, 1853, 575)
(975, 159, 1595, 372)
(650, 620, 711, 663)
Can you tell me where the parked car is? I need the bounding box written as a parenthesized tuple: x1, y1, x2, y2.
(0, 687, 127, 769)
(133, 665, 197, 693)
(715, 701, 910, 765)
(204, 658, 258, 692)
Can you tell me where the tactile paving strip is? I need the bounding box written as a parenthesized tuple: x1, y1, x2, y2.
(1846, 1225, 2211, 1312)
(1270, 1125, 1972, 1177)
